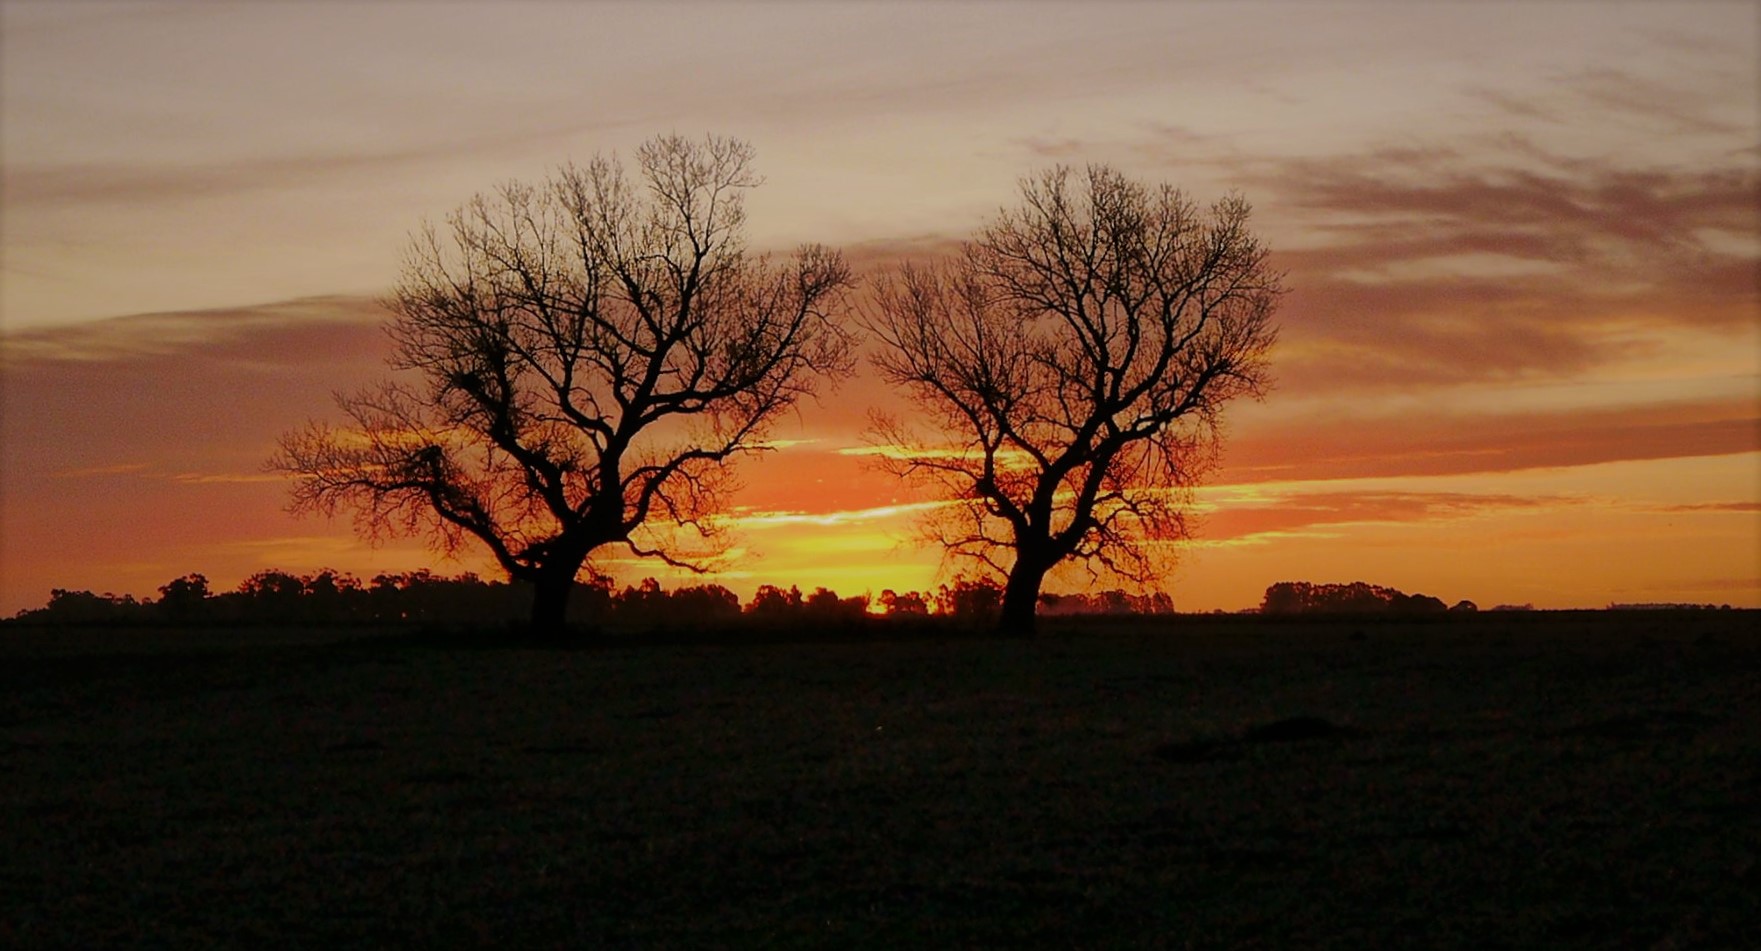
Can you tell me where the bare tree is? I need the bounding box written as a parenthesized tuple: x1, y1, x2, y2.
(864, 165, 1281, 634)
(272, 135, 856, 633)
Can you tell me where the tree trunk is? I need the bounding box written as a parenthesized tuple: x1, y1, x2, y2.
(998, 559, 1047, 637)
(529, 572, 576, 640)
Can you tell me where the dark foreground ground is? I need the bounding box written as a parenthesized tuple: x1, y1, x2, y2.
(2, 612, 1757, 948)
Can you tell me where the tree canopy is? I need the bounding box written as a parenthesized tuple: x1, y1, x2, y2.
(272, 135, 856, 633)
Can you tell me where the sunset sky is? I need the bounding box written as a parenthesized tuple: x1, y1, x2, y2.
(3, 1, 1757, 615)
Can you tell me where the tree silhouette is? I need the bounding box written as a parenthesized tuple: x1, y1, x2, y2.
(1261, 581, 1449, 615)
(877, 589, 930, 617)
(935, 579, 1004, 624)
(273, 135, 857, 634)
(803, 586, 870, 621)
(745, 584, 805, 620)
(864, 165, 1281, 634)
(155, 573, 211, 621)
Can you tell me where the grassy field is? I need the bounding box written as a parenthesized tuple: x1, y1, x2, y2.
(2, 612, 1757, 948)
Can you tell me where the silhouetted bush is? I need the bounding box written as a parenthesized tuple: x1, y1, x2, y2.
(877, 589, 930, 617)
(9, 569, 523, 628)
(1039, 590, 1176, 616)
(1261, 581, 1452, 616)
(155, 574, 212, 622)
(15, 569, 1470, 632)
(745, 584, 805, 621)
(936, 580, 1003, 624)
(804, 587, 870, 621)
(364, 570, 526, 625)
(30, 589, 146, 625)
(617, 579, 743, 627)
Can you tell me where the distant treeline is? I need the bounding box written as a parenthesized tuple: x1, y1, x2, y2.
(1257, 584, 1738, 615)
(1259, 581, 1476, 615)
(6, 570, 1177, 628)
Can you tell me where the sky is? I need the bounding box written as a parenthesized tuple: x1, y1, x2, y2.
(2, 0, 1757, 615)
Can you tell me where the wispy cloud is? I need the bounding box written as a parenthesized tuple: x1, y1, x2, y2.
(1, 295, 389, 365)
(726, 500, 945, 530)
(1222, 397, 1759, 484)
(1568, 66, 1749, 138)
(1195, 488, 1578, 543)
(169, 472, 286, 486)
(52, 461, 286, 486)
(750, 438, 821, 452)
(1655, 500, 1761, 514)
(1256, 147, 1757, 389)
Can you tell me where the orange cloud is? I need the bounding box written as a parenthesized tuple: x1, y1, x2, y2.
(1, 295, 391, 364)
(1222, 398, 1759, 484)
(1657, 501, 1761, 514)
(1195, 489, 1574, 543)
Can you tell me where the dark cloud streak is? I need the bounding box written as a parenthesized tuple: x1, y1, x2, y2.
(1249, 140, 1756, 390)
(1222, 399, 1759, 485)
(1201, 489, 1570, 542)
(0, 295, 390, 365)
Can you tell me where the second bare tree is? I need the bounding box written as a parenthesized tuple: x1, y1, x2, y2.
(864, 164, 1283, 634)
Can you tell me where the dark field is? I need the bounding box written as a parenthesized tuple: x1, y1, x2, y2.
(3, 612, 1757, 948)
